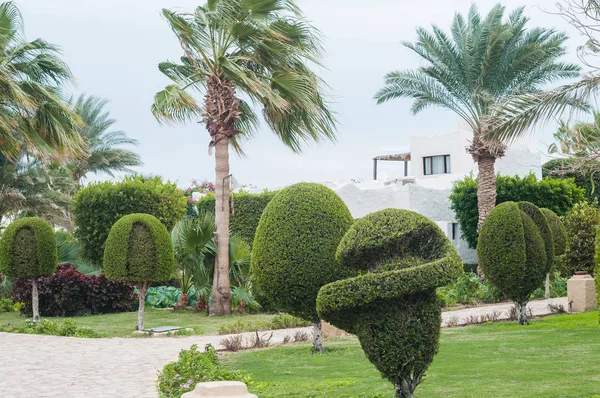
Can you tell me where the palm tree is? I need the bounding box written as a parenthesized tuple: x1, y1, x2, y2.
(68, 95, 142, 183)
(548, 112, 600, 156)
(375, 4, 579, 233)
(152, 0, 336, 315)
(0, 2, 84, 160)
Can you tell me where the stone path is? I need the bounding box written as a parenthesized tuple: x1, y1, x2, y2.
(0, 297, 568, 398)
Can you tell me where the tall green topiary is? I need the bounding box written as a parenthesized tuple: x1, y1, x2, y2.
(251, 183, 353, 353)
(564, 201, 600, 276)
(317, 209, 462, 398)
(0, 217, 57, 322)
(103, 213, 174, 331)
(73, 176, 186, 266)
(478, 202, 551, 325)
(541, 208, 568, 297)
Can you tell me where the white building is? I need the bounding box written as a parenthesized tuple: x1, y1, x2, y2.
(327, 123, 542, 263)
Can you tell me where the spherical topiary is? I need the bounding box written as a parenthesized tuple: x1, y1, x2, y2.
(477, 202, 547, 325)
(251, 183, 353, 352)
(0, 217, 57, 321)
(103, 213, 174, 330)
(317, 209, 462, 397)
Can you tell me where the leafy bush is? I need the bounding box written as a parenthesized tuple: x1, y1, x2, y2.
(566, 201, 599, 276)
(477, 202, 550, 325)
(436, 273, 504, 307)
(450, 173, 584, 248)
(541, 208, 568, 273)
(12, 264, 135, 317)
(217, 313, 310, 335)
(317, 209, 462, 397)
(252, 183, 353, 323)
(157, 345, 251, 398)
(0, 318, 100, 338)
(543, 158, 600, 203)
(73, 176, 186, 266)
(197, 190, 278, 248)
(0, 298, 22, 313)
(531, 273, 568, 299)
(146, 286, 189, 309)
(0, 217, 57, 279)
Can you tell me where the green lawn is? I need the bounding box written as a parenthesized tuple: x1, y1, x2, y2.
(223, 312, 600, 398)
(0, 309, 276, 337)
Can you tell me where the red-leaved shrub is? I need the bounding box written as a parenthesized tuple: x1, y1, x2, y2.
(12, 264, 136, 317)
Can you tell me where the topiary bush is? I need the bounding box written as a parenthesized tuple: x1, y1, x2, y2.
(541, 208, 568, 297)
(197, 190, 278, 249)
(73, 176, 186, 266)
(251, 183, 353, 353)
(0, 217, 57, 322)
(477, 202, 551, 325)
(317, 209, 462, 398)
(103, 213, 174, 330)
(564, 201, 599, 276)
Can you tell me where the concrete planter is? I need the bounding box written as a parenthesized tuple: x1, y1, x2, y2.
(567, 273, 597, 313)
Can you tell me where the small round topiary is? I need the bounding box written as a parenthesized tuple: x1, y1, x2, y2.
(103, 213, 174, 330)
(251, 182, 354, 353)
(0, 217, 57, 322)
(317, 209, 462, 398)
(477, 202, 548, 325)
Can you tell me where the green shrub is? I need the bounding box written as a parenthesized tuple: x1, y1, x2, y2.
(317, 209, 462, 397)
(0, 217, 57, 279)
(0, 318, 101, 338)
(450, 173, 584, 248)
(436, 272, 504, 307)
(197, 190, 277, 248)
(566, 201, 599, 276)
(543, 158, 600, 203)
(157, 345, 251, 398)
(541, 208, 568, 275)
(73, 176, 186, 266)
(217, 313, 310, 335)
(252, 183, 353, 325)
(0, 298, 22, 313)
(518, 202, 554, 274)
(104, 213, 174, 331)
(477, 202, 549, 325)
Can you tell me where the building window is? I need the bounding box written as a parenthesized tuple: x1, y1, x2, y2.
(423, 155, 451, 175)
(452, 222, 459, 240)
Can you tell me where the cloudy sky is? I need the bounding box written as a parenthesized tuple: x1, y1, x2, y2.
(19, 0, 590, 189)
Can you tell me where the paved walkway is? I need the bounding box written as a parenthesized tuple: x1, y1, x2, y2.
(0, 297, 568, 398)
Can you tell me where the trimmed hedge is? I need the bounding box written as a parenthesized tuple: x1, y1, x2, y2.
(565, 201, 599, 276)
(251, 183, 353, 321)
(12, 264, 135, 317)
(317, 209, 462, 396)
(197, 190, 277, 248)
(103, 213, 174, 283)
(73, 176, 186, 266)
(450, 173, 584, 248)
(477, 202, 548, 324)
(541, 208, 567, 256)
(543, 158, 600, 203)
(518, 202, 554, 275)
(0, 217, 57, 279)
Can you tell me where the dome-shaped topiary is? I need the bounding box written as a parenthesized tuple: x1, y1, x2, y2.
(317, 209, 462, 398)
(541, 208, 567, 257)
(0, 217, 57, 321)
(477, 202, 548, 325)
(518, 201, 554, 275)
(103, 213, 174, 330)
(251, 182, 354, 352)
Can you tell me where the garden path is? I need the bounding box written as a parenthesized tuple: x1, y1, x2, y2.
(0, 297, 567, 398)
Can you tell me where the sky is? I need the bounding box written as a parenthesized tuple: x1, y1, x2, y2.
(19, 0, 591, 189)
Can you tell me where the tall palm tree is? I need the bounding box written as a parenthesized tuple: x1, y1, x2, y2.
(152, 0, 336, 315)
(0, 2, 84, 160)
(375, 4, 579, 232)
(68, 95, 142, 183)
(548, 112, 600, 156)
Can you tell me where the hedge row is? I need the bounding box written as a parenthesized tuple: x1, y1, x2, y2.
(543, 158, 600, 203)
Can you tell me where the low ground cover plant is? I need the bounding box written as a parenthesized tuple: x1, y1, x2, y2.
(218, 313, 310, 335)
(0, 298, 22, 313)
(157, 345, 251, 398)
(0, 318, 100, 338)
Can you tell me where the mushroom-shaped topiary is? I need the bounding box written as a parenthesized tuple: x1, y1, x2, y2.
(478, 202, 552, 325)
(541, 208, 568, 297)
(251, 182, 354, 353)
(103, 213, 174, 331)
(316, 209, 462, 398)
(0, 217, 57, 322)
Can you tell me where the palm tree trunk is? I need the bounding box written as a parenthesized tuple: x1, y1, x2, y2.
(210, 134, 232, 316)
(476, 155, 497, 231)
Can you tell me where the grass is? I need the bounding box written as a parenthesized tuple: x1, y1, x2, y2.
(223, 312, 600, 398)
(0, 309, 277, 337)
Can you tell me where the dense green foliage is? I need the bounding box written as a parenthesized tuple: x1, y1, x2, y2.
(197, 191, 277, 248)
(0, 318, 99, 338)
(541, 208, 568, 274)
(317, 209, 462, 396)
(73, 176, 186, 266)
(543, 158, 600, 203)
(565, 201, 600, 276)
(450, 174, 584, 248)
(218, 313, 310, 335)
(0, 217, 57, 279)
(103, 214, 174, 283)
(477, 202, 549, 318)
(157, 345, 251, 398)
(252, 183, 353, 321)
